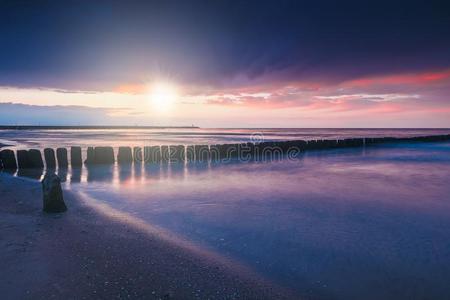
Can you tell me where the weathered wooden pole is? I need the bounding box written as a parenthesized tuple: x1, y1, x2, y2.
(71, 146, 82, 167)
(223, 144, 238, 159)
(169, 145, 185, 163)
(209, 144, 220, 162)
(143, 146, 150, 163)
(161, 145, 170, 163)
(0, 149, 17, 169)
(44, 148, 56, 169)
(56, 148, 68, 168)
(144, 146, 161, 163)
(85, 147, 95, 165)
(186, 145, 195, 162)
(17, 150, 31, 169)
(28, 149, 44, 168)
(42, 173, 67, 213)
(133, 147, 142, 163)
(194, 145, 210, 162)
(293, 140, 307, 151)
(93, 146, 115, 164)
(118, 146, 133, 164)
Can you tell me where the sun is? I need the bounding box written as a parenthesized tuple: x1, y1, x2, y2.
(148, 82, 178, 112)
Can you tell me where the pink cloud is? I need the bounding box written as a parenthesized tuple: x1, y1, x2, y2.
(197, 68, 449, 119)
(344, 69, 450, 88)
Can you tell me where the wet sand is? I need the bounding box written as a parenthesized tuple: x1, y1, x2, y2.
(0, 174, 294, 299)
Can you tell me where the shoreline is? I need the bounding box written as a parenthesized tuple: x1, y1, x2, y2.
(0, 173, 294, 299)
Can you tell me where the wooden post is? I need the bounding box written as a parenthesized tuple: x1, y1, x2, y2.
(17, 150, 31, 169)
(71, 146, 82, 167)
(56, 148, 68, 168)
(133, 147, 142, 163)
(186, 145, 195, 162)
(161, 145, 170, 163)
(0, 149, 17, 170)
(85, 147, 95, 165)
(118, 146, 133, 164)
(93, 147, 114, 164)
(44, 148, 56, 169)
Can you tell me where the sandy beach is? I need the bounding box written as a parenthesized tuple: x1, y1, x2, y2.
(0, 173, 293, 299)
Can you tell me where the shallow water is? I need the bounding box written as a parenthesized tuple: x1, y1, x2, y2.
(2, 130, 450, 299)
(50, 143, 450, 298)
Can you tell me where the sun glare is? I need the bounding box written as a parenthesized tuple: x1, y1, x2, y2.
(148, 82, 178, 112)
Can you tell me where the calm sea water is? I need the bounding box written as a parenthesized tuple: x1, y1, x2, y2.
(2, 129, 450, 299)
(1, 128, 450, 150)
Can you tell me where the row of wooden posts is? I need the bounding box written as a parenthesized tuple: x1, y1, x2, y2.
(1, 134, 449, 170)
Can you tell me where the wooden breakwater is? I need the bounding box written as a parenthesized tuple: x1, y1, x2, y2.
(1, 134, 449, 171)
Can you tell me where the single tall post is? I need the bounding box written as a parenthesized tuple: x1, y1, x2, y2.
(118, 146, 133, 164)
(44, 148, 56, 169)
(71, 146, 82, 167)
(0, 149, 17, 170)
(56, 148, 68, 168)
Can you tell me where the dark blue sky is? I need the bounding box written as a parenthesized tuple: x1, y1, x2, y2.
(1, 0, 449, 91)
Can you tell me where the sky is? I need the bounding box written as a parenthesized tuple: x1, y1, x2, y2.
(0, 0, 449, 127)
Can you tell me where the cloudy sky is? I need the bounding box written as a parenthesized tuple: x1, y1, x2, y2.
(0, 0, 449, 127)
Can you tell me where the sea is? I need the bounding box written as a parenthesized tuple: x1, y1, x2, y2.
(1, 128, 450, 299)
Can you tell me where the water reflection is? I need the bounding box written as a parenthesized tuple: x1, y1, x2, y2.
(59, 159, 261, 185)
(57, 167, 68, 182)
(7, 141, 450, 298)
(0, 168, 17, 176)
(188, 161, 210, 174)
(143, 163, 165, 180)
(118, 164, 132, 182)
(133, 163, 142, 180)
(7, 149, 332, 185)
(165, 162, 186, 179)
(74, 142, 450, 299)
(86, 165, 114, 183)
(71, 167, 82, 183)
(17, 168, 43, 180)
(7, 141, 445, 187)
